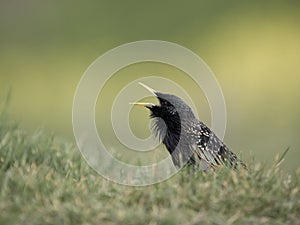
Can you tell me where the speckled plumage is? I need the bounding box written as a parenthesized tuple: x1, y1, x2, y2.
(136, 85, 246, 171)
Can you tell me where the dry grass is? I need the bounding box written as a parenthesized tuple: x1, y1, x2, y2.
(0, 116, 299, 225)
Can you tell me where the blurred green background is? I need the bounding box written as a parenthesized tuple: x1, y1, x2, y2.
(0, 0, 299, 171)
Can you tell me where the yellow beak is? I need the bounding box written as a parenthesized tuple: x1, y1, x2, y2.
(129, 102, 155, 107)
(138, 82, 157, 96)
(130, 83, 158, 107)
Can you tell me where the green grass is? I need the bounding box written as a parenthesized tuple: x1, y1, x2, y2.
(0, 115, 299, 225)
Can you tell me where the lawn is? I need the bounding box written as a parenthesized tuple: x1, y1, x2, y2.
(0, 114, 299, 225)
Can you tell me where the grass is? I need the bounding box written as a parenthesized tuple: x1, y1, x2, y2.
(0, 114, 299, 225)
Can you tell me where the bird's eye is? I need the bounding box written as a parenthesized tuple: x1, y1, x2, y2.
(161, 100, 170, 106)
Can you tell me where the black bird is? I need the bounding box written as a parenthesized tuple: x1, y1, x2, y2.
(131, 82, 246, 171)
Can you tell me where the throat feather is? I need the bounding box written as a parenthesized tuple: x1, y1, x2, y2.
(151, 116, 181, 154)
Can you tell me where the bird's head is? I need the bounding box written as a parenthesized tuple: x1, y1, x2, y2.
(131, 83, 197, 157)
(131, 83, 196, 126)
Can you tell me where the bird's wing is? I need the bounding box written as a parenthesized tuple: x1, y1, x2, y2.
(187, 121, 245, 170)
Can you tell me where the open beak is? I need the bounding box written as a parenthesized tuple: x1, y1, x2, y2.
(130, 82, 157, 108)
(138, 82, 157, 96)
(129, 102, 155, 108)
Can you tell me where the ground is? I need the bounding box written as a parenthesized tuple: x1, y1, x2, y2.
(0, 115, 299, 225)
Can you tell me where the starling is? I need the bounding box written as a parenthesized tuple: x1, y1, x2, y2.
(131, 82, 246, 171)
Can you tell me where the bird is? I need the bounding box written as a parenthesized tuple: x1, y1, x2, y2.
(131, 82, 246, 171)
